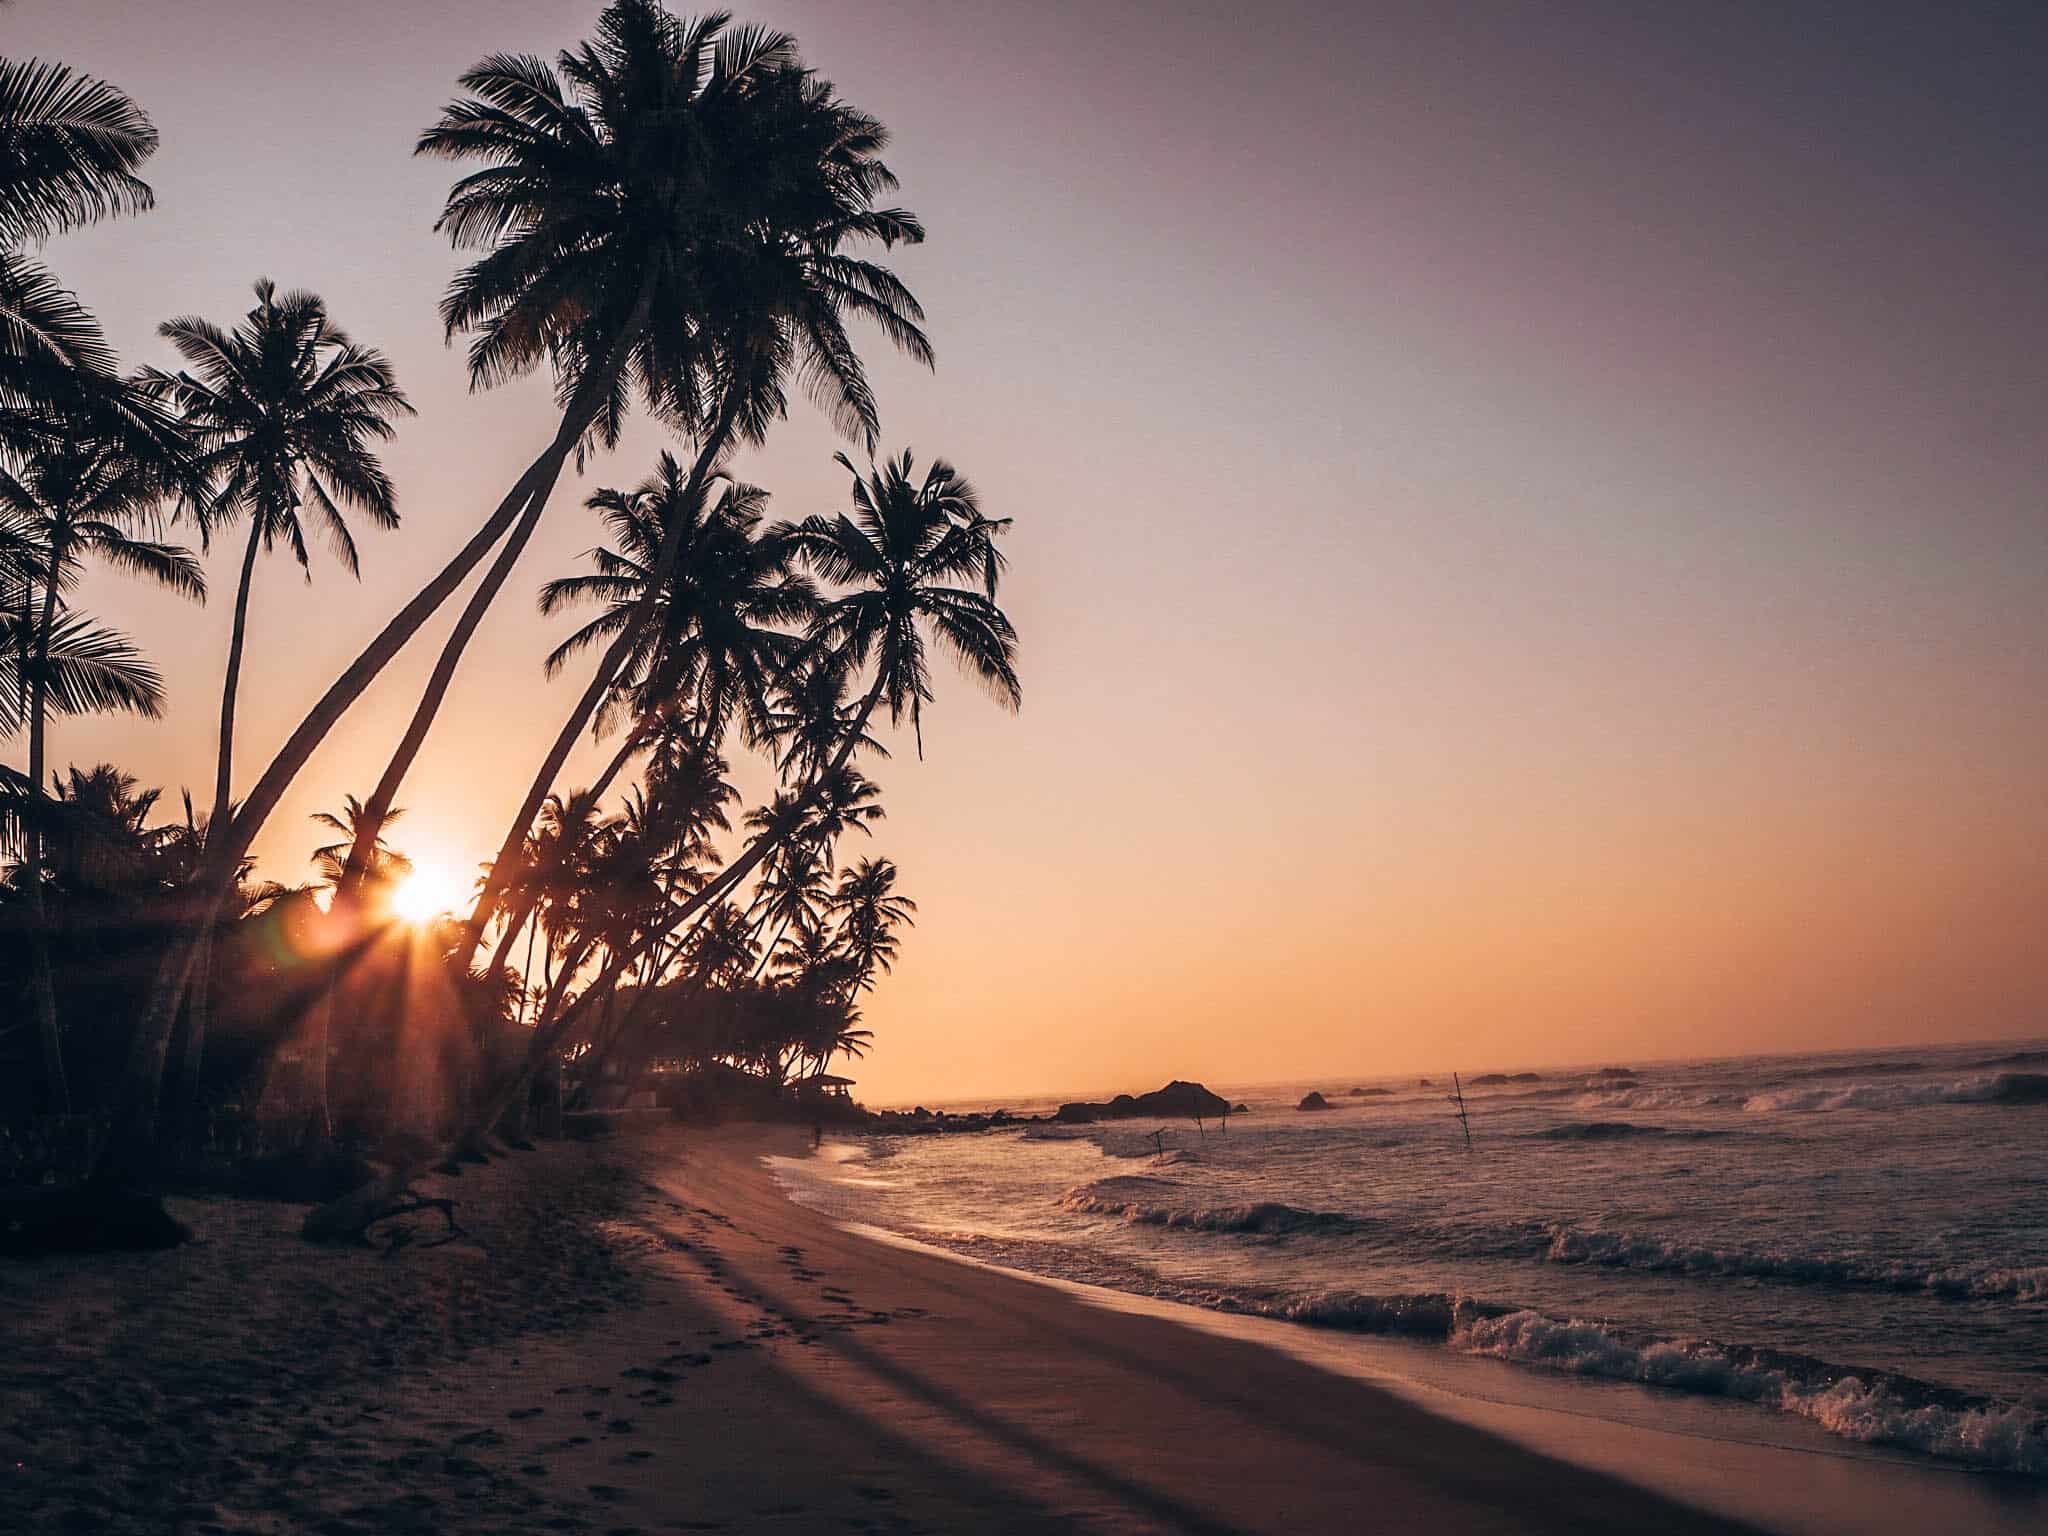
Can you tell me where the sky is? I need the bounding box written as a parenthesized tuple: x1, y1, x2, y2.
(10, 1, 2046, 1102)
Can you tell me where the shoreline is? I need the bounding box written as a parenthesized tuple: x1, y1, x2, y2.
(4, 1121, 2040, 1534)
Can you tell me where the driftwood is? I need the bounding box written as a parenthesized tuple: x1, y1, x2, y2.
(299, 1158, 436, 1244)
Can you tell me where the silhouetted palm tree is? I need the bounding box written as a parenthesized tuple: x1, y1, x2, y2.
(309, 795, 413, 893)
(299, 796, 413, 1135)
(0, 433, 200, 1112)
(828, 856, 916, 993)
(145, 280, 412, 841)
(542, 452, 813, 755)
(780, 450, 1020, 756)
(494, 449, 1017, 1111)
(120, 13, 928, 1149)
(0, 59, 159, 461)
(335, 0, 925, 906)
(442, 4, 934, 975)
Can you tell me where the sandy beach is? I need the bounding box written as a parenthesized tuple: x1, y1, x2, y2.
(3, 1123, 2039, 1535)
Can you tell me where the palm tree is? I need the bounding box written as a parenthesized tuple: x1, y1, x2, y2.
(0, 434, 200, 1113)
(336, 0, 924, 897)
(781, 451, 1020, 757)
(440, 3, 934, 976)
(747, 839, 831, 978)
(828, 856, 916, 993)
(300, 796, 412, 1136)
(474, 448, 1017, 1127)
(476, 454, 813, 975)
(541, 452, 813, 756)
(144, 280, 412, 843)
(140, 283, 409, 1113)
(126, 6, 930, 1147)
(309, 795, 413, 894)
(0, 59, 155, 248)
(0, 59, 159, 462)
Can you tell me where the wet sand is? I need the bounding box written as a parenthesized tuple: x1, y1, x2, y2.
(0, 1121, 2026, 1533)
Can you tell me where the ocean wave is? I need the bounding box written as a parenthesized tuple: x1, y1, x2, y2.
(1545, 1226, 2048, 1301)
(1573, 1086, 1744, 1111)
(1246, 1287, 1481, 1336)
(950, 1208, 2046, 1474)
(1451, 1310, 2047, 1474)
(1060, 1177, 1366, 1236)
(1974, 1048, 2048, 1069)
(1528, 1121, 1727, 1142)
(1214, 1272, 2048, 1472)
(1742, 1071, 2048, 1113)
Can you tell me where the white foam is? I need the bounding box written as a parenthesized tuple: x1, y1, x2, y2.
(1451, 1310, 2048, 1474)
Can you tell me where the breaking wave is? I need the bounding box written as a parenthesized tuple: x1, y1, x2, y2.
(1742, 1072, 2048, 1113)
(1451, 1311, 2048, 1474)
(1545, 1225, 2048, 1301)
(1574, 1071, 2048, 1114)
(1189, 1276, 2048, 1473)
(1060, 1177, 1367, 1236)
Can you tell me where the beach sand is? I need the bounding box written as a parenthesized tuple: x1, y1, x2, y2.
(0, 1122, 2034, 1534)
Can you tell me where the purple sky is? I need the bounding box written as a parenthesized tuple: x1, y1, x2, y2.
(13, 2, 2047, 1098)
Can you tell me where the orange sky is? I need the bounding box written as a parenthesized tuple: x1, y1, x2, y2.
(13, 2, 2047, 1101)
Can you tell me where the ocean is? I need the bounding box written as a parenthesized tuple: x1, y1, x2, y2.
(770, 1041, 2048, 1477)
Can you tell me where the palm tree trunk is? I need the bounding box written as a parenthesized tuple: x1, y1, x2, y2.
(751, 911, 796, 980)
(109, 337, 637, 1171)
(212, 521, 262, 831)
(515, 917, 539, 1026)
(25, 552, 67, 1116)
(179, 520, 263, 1139)
(330, 474, 552, 910)
(454, 393, 742, 974)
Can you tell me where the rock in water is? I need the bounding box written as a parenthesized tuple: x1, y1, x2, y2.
(1297, 1091, 1334, 1112)
(1055, 1080, 1232, 1123)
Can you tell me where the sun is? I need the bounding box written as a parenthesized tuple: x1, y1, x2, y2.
(391, 863, 463, 925)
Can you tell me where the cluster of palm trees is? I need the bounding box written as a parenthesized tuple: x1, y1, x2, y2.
(1, 3, 1021, 1181)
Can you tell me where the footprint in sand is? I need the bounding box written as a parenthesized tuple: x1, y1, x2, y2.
(508, 1406, 545, 1421)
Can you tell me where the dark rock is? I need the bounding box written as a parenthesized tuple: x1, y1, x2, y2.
(1296, 1092, 1334, 1112)
(0, 1186, 193, 1254)
(1594, 1067, 1636, 1079)
(1509, 1073, 1543, 1083)
(1469, 1074, 1510, 1085)
(1056, 1081, 1232, 1124)
(1231, 1103, 1250, 1114)
(1346, 1087, 1393, 1098)
(1418, 1078, 1434, 1087)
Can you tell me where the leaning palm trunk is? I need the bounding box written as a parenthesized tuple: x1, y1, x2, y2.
(454, 395, 740, 975)
(109, 333, 642, 1171)
(329, 475, 552, 909)
(24, 565, 68, 1115)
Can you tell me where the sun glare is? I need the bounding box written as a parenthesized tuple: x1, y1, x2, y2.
(391, 864, 462, 925)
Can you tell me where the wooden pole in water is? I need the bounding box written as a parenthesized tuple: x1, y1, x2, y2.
(1451, 1072, 1473, 1152)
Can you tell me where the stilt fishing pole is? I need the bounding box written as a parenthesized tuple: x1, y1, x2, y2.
(1449, 1072, 1473, 1152)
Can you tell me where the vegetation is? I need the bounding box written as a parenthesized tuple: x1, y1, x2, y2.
(0, 3, 1020, 1237)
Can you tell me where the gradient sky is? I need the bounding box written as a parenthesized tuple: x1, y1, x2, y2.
(10, 2, 2046, 1101)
